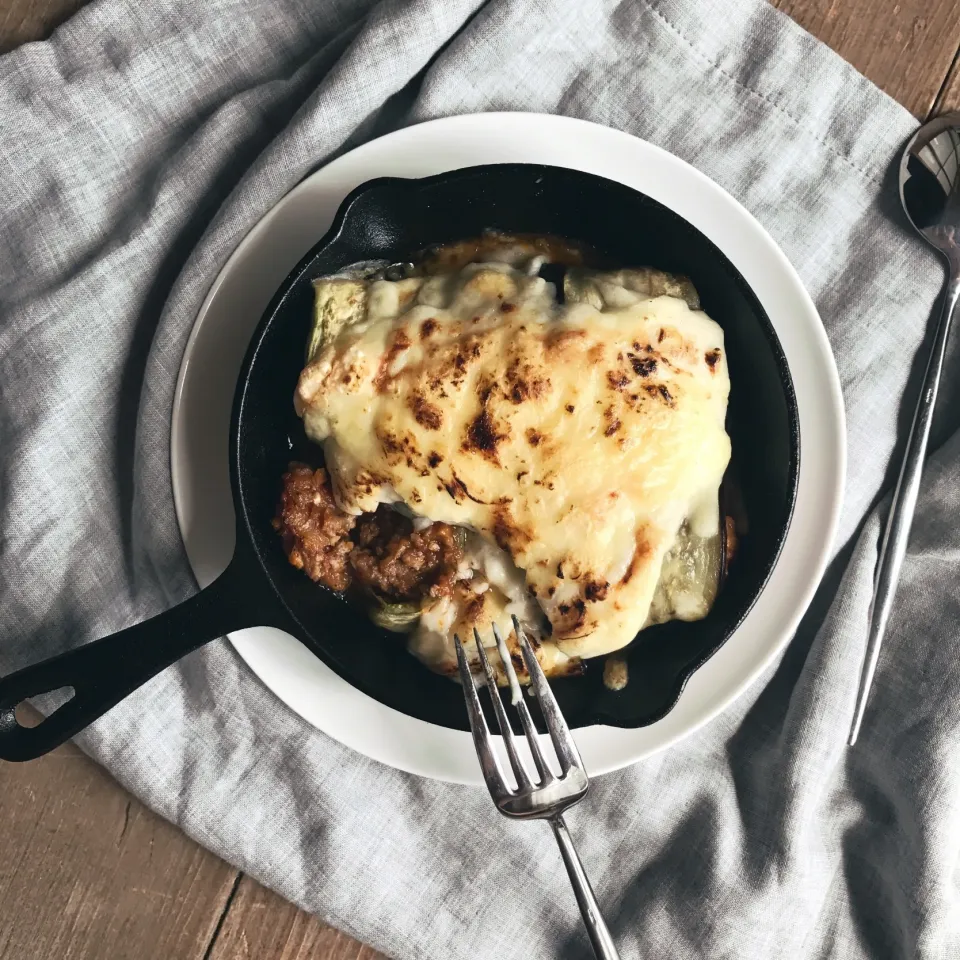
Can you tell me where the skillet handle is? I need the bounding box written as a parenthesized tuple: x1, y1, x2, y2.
(0, 550, 276, 762)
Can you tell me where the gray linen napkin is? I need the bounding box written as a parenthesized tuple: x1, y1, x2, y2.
(2, 0, 959, 956)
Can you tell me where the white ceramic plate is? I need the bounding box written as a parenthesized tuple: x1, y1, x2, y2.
(171, 113, 845, 785)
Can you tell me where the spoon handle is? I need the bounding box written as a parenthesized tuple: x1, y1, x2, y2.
(848, 270, 960, 745)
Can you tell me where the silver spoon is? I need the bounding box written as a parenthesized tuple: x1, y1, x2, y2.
(848, 113, 960, 745)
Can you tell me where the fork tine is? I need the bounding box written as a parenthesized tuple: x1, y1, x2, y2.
(491, 623, 554, 785)
(474, 629, 532, 791)
(454, 634, 509, 794)
(513, 615, 584, 775)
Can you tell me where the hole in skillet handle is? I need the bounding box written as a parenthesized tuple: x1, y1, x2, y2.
(0, 542, 289, 762)
(13, 692, 74, 728)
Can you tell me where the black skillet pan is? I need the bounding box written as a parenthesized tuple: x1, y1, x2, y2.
(0, 163, 799, 762)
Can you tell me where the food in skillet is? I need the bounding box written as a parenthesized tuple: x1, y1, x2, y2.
(274, 236, 734, 685)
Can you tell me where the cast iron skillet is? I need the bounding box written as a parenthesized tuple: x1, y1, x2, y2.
(0, 164, 799, 762)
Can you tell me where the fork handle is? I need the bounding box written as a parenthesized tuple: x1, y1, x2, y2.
(550, 814, 621, 960)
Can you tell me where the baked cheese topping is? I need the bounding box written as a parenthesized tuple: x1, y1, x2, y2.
(295, 260, 730, 670)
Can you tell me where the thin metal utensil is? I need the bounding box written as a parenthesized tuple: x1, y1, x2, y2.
(849, 112, 960, 745)
(454, 617, 621, 960)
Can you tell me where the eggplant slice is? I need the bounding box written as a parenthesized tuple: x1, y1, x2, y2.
(564, 267, 700, 311)
(368, 596, 421, 633)
(307, 278, 368, 363)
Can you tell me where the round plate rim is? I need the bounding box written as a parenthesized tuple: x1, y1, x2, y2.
(170, 112, 846, 785)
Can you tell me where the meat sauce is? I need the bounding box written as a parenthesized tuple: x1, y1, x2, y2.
(273, 463, 463, 601)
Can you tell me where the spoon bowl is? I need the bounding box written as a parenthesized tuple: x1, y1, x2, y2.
(900, 112, 960, 266)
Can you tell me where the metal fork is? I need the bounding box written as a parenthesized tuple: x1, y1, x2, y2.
(454, 617, 621, 960)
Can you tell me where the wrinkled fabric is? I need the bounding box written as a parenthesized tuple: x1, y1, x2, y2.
(2, 0, 959, 957)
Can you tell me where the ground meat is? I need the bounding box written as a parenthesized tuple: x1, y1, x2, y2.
(272, 464, 356, 591)
(351, 510, 463, 601)
(273, 462, 464, 602)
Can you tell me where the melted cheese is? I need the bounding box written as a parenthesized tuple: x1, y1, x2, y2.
(295, 262, 731, 665)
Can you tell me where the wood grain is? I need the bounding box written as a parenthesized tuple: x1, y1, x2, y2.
(0, 0, 85, 52)
(0, 708, 239, 960)
(207, 876, 385, 960)
(776, 0, 960, 117)
(2, 0, 960, 959)
(932, 50, 960, 114)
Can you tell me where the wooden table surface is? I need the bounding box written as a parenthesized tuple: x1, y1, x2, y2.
(2, 2, 960, 958)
